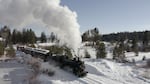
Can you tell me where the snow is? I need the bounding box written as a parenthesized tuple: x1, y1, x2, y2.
(37, 42, 56, 47)
(1, 42, 150, 84)
(34, 42, 150, 84)
(33, 57, 150, 84)
(0, 59, 32, 84)
(79, 46, 96, 58)
(35, 58, 150, 84)
(125, 52, 150, 62)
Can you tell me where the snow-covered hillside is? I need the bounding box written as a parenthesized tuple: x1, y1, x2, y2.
(35, 58, 150, 84)
(29, 42, 150, 84)
(0, 43, 150, 84)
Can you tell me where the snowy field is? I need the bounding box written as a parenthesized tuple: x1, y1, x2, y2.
(0, 44, 150, 84)
(36, 58, 150, 84)
(0, 59, 32, 84)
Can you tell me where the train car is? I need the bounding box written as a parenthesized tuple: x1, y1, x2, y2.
(18, 46, 50, 62)
(17, 46, 87, 77)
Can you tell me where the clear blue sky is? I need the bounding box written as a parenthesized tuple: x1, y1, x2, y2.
(0, 0, 150, 35)
(61, 0, 150, 34)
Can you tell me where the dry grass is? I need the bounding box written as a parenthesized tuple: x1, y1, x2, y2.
(142, 69, 150, 79)
(27, 57, 41, 84)
(27, 57, 55, 83)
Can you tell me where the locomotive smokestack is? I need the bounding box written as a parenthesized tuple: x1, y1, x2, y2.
(0, 0, 81, 55)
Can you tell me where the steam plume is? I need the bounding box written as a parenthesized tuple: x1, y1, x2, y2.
(0, 0, 81, 53)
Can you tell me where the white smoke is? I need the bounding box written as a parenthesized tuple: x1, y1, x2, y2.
(0, 0, 81, 54)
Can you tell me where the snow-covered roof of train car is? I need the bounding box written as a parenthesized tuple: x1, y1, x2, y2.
(25, 47, 34, 51)
(32, 48, 49, 54)
(25, 47, 49, 54)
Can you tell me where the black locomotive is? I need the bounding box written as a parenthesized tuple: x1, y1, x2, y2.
(17, 46, 87, 77)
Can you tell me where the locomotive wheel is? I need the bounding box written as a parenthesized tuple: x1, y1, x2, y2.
(73, 69, 81, 77)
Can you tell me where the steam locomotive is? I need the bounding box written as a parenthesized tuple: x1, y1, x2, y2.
(17, 46, 88, 77)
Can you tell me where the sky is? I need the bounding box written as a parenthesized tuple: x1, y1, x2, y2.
(61, 0, 150, 34)
(0, 0, 150, 36)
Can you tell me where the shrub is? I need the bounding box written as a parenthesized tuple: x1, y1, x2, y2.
(45, 45, 73, 59)
(45, 45, 64, 54)
(6, 45, 15, 58)
(27, 58, 41, 84)
(30, 59, 41, 74)
(96, 42, 106, 58)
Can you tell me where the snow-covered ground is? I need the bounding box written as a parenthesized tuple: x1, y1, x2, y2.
(0, 59, 32, 84)
(35, 58, 150, 84)
(35, 42, 150, 84)
(0, 43, 150, 84)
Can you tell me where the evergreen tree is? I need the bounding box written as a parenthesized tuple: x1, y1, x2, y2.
(113, 43, 125, 61)
(91, 27, 100, 46)
(11, 29, 17, 44)
(96, 42, 106, 58)
(40, 32, 47, 43)
(28, 29, 36, 44)
(22, 29, 27, 44)
(50, 32, 56, 42)
(0, 26, 11, 46)
(132, 37, 139, 56)
(12, 28, 36, 44)
(143, 31, 149, 46)
(82, 28, 100, 43)
(113, 45, 118, 59)
(143, 31, 150, 51)
(82, 31, 89, 42)
(16, 31, 22, 44)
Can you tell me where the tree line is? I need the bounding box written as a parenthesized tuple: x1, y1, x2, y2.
(102, 31, 150, 52)
(102, 31, 150, 43)
(82, 27, 150, 62)
(0, 26, 58, 45)
(0, 25, 59, 57)
(82, 27, 106, 59)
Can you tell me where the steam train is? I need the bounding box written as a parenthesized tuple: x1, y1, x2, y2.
(17, 46, 88, 77)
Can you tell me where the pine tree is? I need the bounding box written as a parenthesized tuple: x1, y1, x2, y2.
(40, 32, 47, 43)
(11, 29, 17, 44)
(50, 32, 56, 42)
(143, 31, 150, 51)
(22, 29, 27, 44)
(91, 27, 100, 46)
(113, 42, 125, 61)
(28, 29, 36, 44)
(16, 31, 22, 44)
(132, 38, 139, 56)
(82, 30, 90, 42)
(96, 42, 106, 58)
(0, 26, 11, 46)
